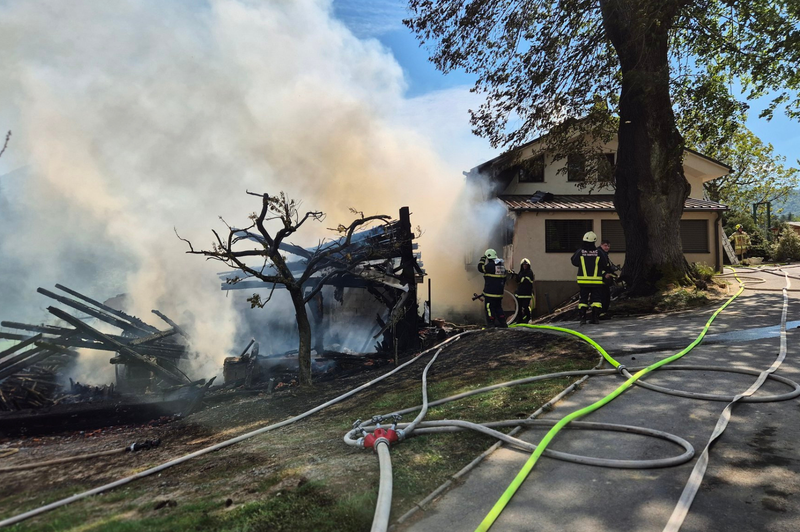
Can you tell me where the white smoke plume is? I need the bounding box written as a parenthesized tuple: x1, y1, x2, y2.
(0, 0, 500, 382)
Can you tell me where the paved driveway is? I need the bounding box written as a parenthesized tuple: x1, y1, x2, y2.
(403, 266, 800, 532)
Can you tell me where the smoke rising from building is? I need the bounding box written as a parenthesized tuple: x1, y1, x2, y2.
(0, 0, 501, 381)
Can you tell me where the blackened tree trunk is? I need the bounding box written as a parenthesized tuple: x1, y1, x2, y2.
(601, 0, 692, 296)
(288, 285, 312, 386)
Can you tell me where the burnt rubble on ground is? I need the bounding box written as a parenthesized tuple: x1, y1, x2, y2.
(0, 284, 213, 435)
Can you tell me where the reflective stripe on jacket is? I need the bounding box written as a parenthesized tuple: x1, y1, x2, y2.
(730, 232, 750, 253)
(478, 257, 506, 298)
(515, 270, 534, 297)
(571, 246, 608, 285)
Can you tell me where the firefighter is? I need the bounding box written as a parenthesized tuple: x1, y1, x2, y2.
(571, 231, 610, 325)
(729, 224, 751, 262)
(514, 258, 535, 324)
(478, 248, 508, 327)
(597, 239, 617, 317)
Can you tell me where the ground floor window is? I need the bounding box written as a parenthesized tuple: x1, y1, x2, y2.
(545, 219, 593, 252)
(680, 220, 709, 253)
(600, 219, 709, 253)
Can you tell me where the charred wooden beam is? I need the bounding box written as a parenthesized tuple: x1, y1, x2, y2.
(397, 207, 419, 350)
(37, 288, 151, 337)
(54, 284, 161, 334)
(128, 328, 180, 346)
(47, 307, 189, 385)
(1, 321, 70, 336)
(0, 329, 185, 357)
(0, 346, 47, 375)
(0, 346, 62, 380)
(0, 333, 43, 361)
(151, 310, 190, 340)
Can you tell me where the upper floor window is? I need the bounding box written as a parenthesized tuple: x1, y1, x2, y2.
(567, 154, 586, 182)
(519, 154, 545, 183)
(568, 153, 616, 182)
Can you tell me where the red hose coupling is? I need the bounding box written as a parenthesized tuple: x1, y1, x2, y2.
(363, 428, 399, 449)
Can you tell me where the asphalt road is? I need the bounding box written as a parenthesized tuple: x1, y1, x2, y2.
(402, 266, 800, 532)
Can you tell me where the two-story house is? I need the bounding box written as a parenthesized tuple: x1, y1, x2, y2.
(464, 135, 731, 316)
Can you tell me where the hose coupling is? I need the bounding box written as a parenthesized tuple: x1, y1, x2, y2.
(370, 437, 392, 452)
(617, 364, 628, 375)
(351, 419, 367, 436)
(363, 428, 399, 450)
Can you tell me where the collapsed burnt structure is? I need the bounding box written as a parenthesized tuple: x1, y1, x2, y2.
(0, 285, 209, 434)
(219, 206, 426, 362)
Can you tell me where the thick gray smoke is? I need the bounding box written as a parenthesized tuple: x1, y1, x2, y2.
(0, 0, 501, 382)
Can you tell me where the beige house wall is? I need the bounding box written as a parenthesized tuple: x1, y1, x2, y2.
(499, 141, 722, 200)
(507, 210, 722, 316)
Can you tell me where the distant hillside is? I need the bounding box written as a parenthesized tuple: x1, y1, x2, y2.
(773, 189, 800, 219)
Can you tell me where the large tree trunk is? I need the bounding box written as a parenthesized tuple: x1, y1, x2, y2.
(289, 286, 312, 386)
(601, 0, 691, 296)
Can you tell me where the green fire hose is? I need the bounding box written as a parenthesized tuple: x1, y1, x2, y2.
(475, 276, 746, 532)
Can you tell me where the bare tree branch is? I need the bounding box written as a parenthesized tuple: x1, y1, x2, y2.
(0, 131, 9, 159)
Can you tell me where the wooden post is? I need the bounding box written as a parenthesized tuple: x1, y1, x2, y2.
(398, 207, 419, 350)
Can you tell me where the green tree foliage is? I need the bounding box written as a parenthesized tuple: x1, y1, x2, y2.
(772, 224, 800, 262)
(682, 123, 800, 221)
(405, 0, 800, 295)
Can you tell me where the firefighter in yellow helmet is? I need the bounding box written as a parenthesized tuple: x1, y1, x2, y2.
(729, 224, 750, 262)
(571, 231, 611, 325)
(513, 258, 535, 324)
(478, 248, 508, 327)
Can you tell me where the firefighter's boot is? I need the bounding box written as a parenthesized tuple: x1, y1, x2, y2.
(579, 308, 587, 326)
(590, 307, 600, 324)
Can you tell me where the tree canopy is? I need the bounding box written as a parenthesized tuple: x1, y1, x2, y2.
(406, 0, 800, 295)
(682, 122, 800, 218)
(406, 0, 800, 150)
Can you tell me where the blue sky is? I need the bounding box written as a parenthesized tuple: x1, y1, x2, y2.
(332, 0, 798, 165)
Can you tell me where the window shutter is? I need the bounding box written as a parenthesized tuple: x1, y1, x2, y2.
(680, 220, 709, 253)
(600, 219, 626, 252)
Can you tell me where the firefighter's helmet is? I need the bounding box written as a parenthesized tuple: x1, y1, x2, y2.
(735, 224, 742, 230)
(583, 231, 597, 243)
(521, 258, 531, 266)
(484, 249, 497, 260)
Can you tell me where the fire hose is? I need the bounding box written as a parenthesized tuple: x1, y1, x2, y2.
(3, 266, 796, 530)
(0, 440, 161, 474)
(345, 267, 800, 532)
(0, 331, 480, 528)
(474, 268, 791, 532)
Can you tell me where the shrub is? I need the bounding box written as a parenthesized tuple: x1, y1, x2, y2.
(689, 262, 716, 289)
(748, 240, 773, 260)
(772, 229, 800, 261)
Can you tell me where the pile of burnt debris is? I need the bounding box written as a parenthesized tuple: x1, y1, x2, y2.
(0, 283, 425, 437)
(219, 339, 396, 394)
(0, 284, 212, 436)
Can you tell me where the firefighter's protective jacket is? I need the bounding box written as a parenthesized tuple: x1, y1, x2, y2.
(478, 257, 506, 298)
(515, 269, 534, 298)
(571, 246, 610, 285)
(729, 231, 750, 254)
